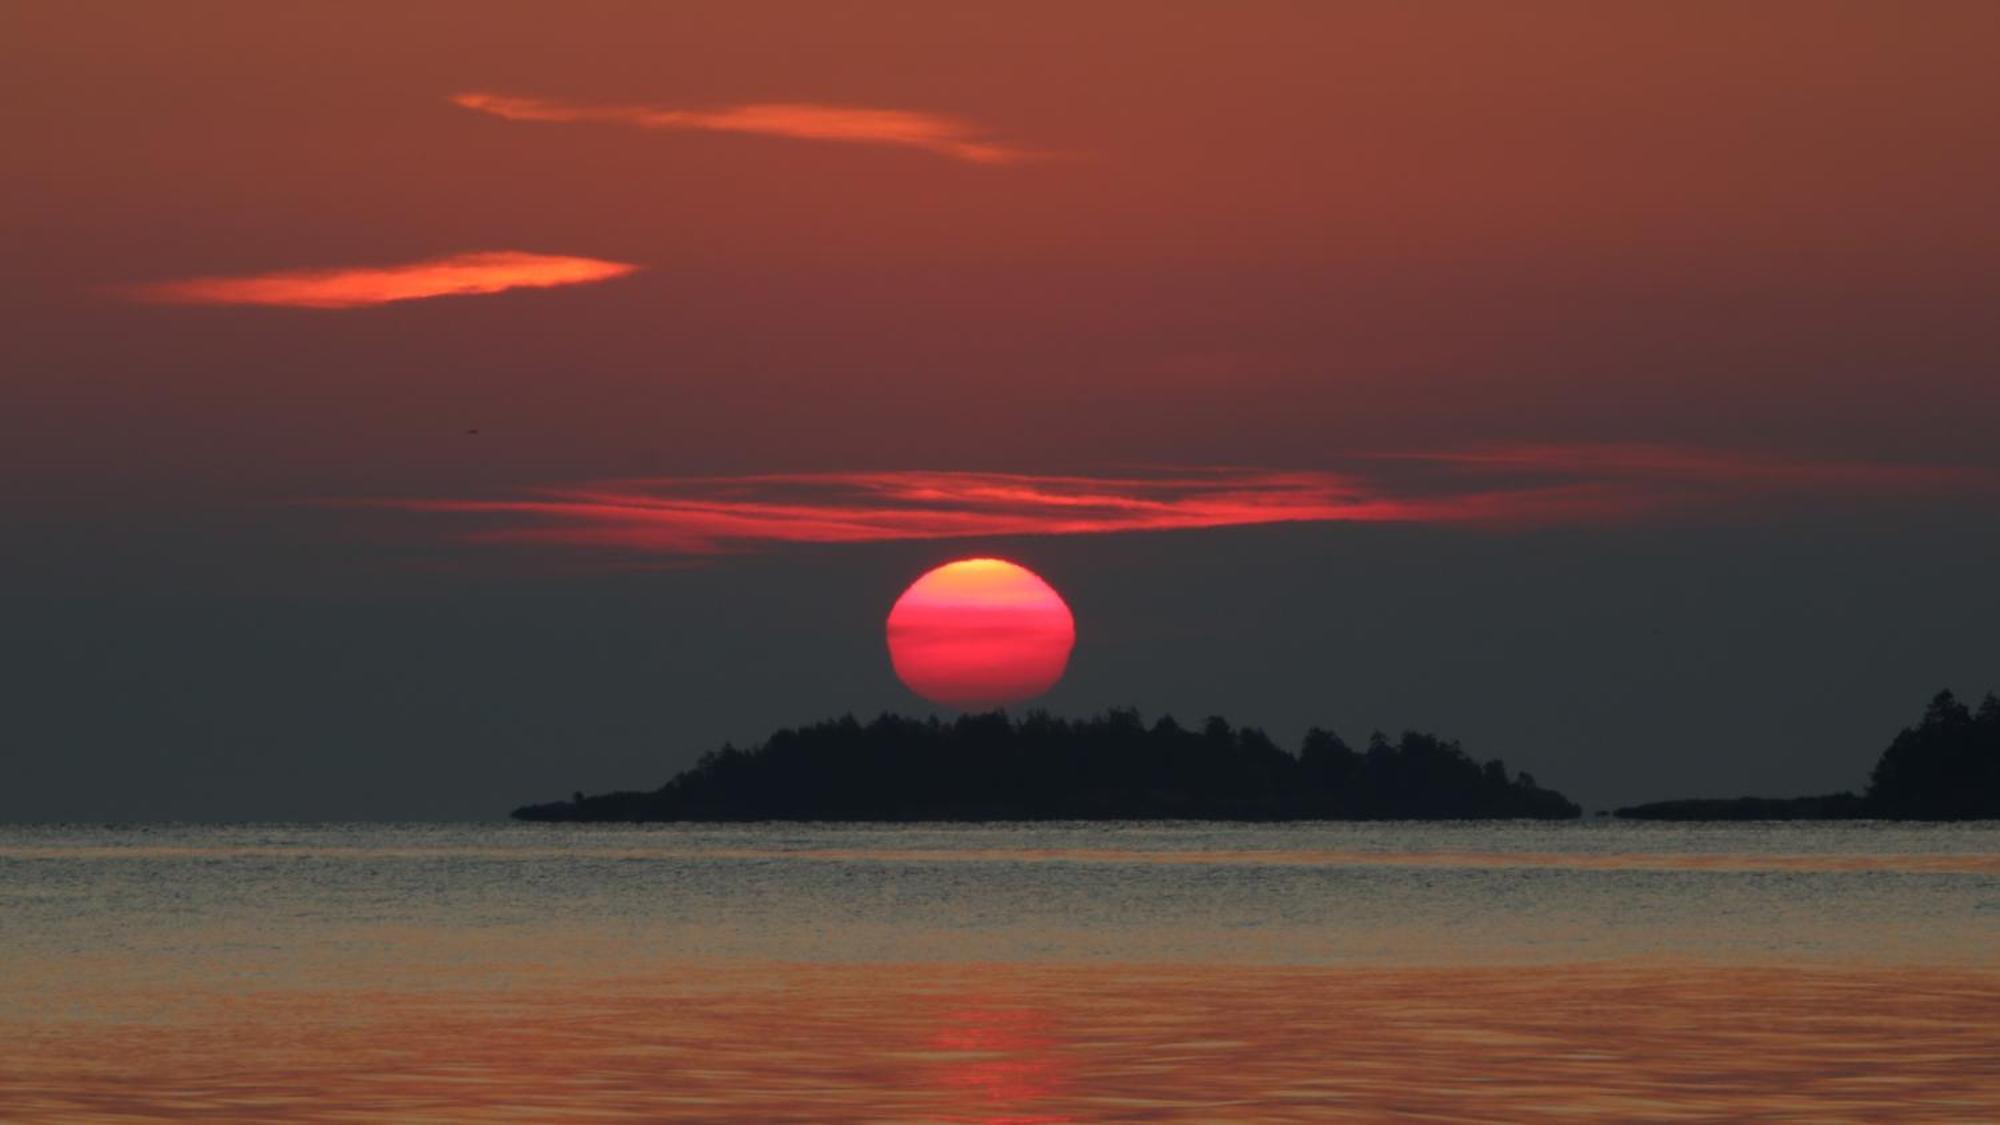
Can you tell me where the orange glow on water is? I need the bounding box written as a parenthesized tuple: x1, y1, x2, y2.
(887, 559, 1075, 710)
(126, 251, 640, 309)
(7, 963, 1998, 1121)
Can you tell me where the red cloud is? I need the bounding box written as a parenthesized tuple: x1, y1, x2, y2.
(124, 251, 640, 309)
(351, 448, 1993, 558)
(451, 92, 1040, 165)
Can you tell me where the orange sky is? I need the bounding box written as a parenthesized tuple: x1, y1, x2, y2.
(4, 1, 1999, 818)
(6, 0, 1998, 513)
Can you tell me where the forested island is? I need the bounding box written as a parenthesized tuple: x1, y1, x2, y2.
(1617, 690, 2000, 820)
(515, 710, 1582, 822)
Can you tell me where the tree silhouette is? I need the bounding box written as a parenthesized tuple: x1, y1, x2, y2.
(515, 710, 1583, 822)
(1619, 687, 2000, 820)
(1867, 690, 2000, 819)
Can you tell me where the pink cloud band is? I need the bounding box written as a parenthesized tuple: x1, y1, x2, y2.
(349, 447, 1994, 557)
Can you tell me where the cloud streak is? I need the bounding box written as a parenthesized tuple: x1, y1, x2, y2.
(451, 92, 1039, 165)
(352, 446, 1995, 558)
(125, 251, 641, 309)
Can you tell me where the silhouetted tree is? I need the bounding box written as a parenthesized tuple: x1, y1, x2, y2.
(1867, 690, 2000, 819)
(514, 709, 1583, 822)
(1618, 687, 2000, 820)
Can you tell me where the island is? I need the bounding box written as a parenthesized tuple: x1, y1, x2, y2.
(514, 710, 1583, 821)
(1617, 689, 2000, 820)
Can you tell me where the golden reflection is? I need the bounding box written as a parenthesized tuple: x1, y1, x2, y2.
(4, 963, 1997, 1121)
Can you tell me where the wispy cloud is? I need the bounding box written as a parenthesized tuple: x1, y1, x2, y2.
(1373, 443, 1980, 495)
(451, 92, 1039, 165)
(374, 470, 1398, 555)
(125, 251, 641, 309)
(350, 447, 1994, 558)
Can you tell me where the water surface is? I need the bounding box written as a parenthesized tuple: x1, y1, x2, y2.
(4, 821, 1996, 1120)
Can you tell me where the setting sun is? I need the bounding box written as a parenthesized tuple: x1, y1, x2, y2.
(886, 558, 1075, 710)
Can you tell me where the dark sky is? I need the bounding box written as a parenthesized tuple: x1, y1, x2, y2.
(4, 1, 1997, 820)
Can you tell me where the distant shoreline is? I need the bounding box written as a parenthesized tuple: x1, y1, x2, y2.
(1615, 689, 1998, 821)
(1613, 794, 1868, 821)
(519, 689, 1998, 824)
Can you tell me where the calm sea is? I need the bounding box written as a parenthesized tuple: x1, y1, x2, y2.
(3, 821, 1996, 1121)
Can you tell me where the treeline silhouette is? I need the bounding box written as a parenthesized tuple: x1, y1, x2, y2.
(1618, 689, 2000, 820)
(515, 710, 1582, 822)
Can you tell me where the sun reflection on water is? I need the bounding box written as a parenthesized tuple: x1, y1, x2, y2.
(926, 1000, 1073, 1123)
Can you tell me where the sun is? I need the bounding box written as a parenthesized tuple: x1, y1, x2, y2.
(885, 558, 1076, 710)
